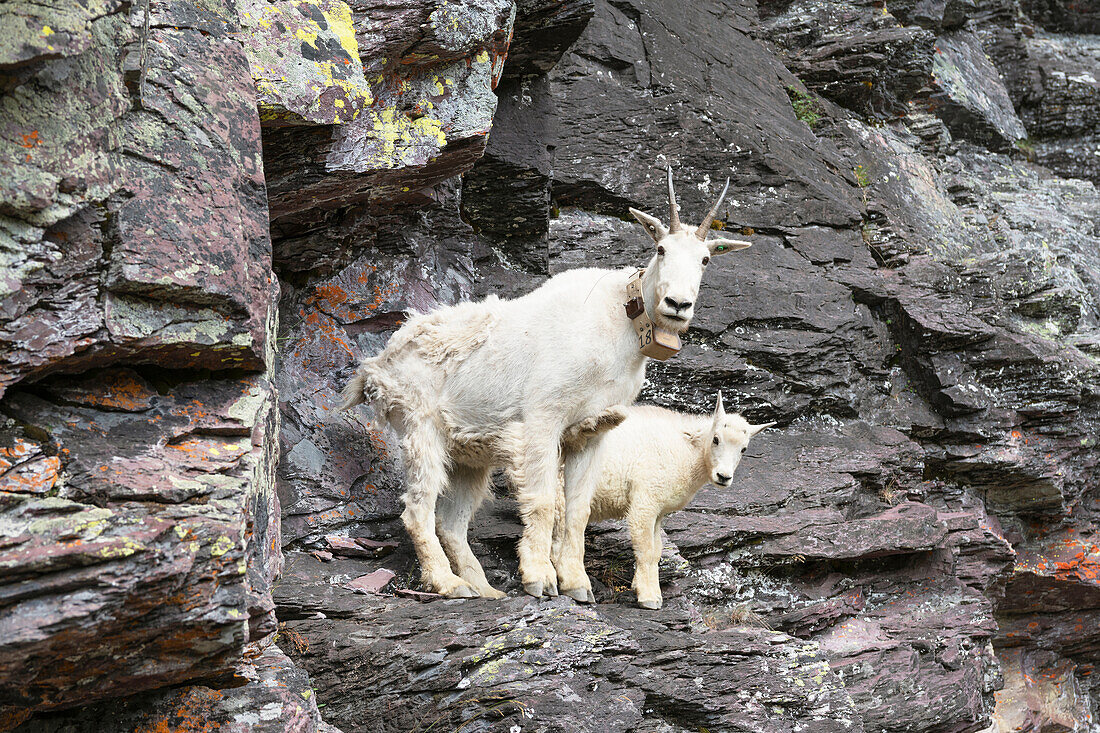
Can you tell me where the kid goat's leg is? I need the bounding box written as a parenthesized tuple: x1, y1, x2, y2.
(507, 425, 561, 598)
(400, 422, 477, 598)
(629, 511, 663, 610)
(436, 464, 505, 599)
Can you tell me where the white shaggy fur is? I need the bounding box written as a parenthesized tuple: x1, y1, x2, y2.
(554, 394, 774, 609)
(341, 170, 751, 599)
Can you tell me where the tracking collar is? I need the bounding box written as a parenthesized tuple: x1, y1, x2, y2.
(625, 269, 681, 360)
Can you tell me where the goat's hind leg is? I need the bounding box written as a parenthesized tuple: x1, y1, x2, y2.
(399, 422, 478, 598)
(437, 464, 506, 599)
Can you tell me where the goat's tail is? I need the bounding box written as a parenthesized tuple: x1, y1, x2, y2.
(560, 406, 628, 452)
(338, 362, 375, 411)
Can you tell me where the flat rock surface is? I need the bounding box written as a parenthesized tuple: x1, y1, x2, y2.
(275, 552, 862, 733)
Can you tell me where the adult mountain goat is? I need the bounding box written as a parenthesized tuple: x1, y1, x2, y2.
(340, 169, 752, 599)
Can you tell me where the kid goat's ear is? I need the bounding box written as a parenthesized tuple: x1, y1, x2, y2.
(708, 237, 753, 255)
(629, 208, 668, 244)
(749, 421, 777, 436)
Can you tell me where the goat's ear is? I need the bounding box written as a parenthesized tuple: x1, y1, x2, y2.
(684, 429, 705, 447)
(708, 237, 752, 255)
(748, 421, 776, 437)
(629, 208, 668, 243)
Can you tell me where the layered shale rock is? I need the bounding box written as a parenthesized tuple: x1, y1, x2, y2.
(260, 0, 516, 273)
(1014, 33, 1100, 184)
(0, 371, 280, 714)
(275, 552, 863, 733)
(15, 645, 333, 733)
(0, 0, 313, 727)
(930, 30, 1027, 150)
(4, 0, 1100, 729)
(0, 0, 276, 400)
(274, 0, 1100, 730)
(758, 0, 936, 118)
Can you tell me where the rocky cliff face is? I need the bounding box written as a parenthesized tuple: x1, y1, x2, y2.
(2, 0, 1098, 731)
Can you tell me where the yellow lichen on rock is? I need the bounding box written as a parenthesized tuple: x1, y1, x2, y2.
(238, 0, 372, 125)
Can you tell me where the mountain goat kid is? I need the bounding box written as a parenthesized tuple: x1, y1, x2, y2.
(556, 393, 774, 609)
(341, 169, 751, 600)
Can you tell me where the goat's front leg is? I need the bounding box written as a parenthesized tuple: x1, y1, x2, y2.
(556, 447, 601, 604)
(400, 423, 478, 598)
(437, 464, 505, 599)
(507, 427, 561, 598)
(628, 511, 663, 610)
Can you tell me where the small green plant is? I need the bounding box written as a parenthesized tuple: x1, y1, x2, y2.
(1014, 138, 1036, 161)
(787, 86, 822, 129)
(854, 164, 871, 188)
(599, 556, 634, 593)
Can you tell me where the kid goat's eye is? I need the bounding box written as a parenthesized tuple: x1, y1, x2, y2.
(713, 436, 719, 445)
(702, 256, 710, 265)
(741, 447, 747, 454)
(657, 245, 666, 255)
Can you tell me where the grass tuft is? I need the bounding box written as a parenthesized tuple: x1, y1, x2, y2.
(787, 86, 822, 129)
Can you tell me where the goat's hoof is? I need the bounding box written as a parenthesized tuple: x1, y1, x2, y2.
(564, 588, 595, 604)
(523, 580, 559, 598)
(637, 598, 662, 610)
(442, 582, 478, 599)
(478, 586, 507, 600)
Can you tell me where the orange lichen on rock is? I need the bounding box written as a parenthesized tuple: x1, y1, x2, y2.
(164, 436, 249, 470)
(1014, 528, 1100, 585)
(0, 437, 61, 495)
(0, 707, 32, 730)
(365, 424, 389, 458)
(305, 272, 400, 324)
(49, 369, 158, 412)
(132, 687, 225, 733)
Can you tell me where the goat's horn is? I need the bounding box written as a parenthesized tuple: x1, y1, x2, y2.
(696, 177, 731, 239)
(667, 166, 682, 233)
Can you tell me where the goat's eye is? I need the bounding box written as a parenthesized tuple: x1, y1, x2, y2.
(713, 436, 719, 445)
(740, 446, 747, 454)
(657, 245, 666, 256)
(702, 256, 710, 265)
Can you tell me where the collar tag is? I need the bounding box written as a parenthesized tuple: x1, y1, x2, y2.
(625, 269, 681, 361)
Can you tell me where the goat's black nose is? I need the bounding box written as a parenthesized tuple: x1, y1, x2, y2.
(664, 297, 693, 312)
(716, 473, 731, 484)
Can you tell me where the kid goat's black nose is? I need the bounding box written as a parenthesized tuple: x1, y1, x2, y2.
(716, 473, 731, 484)
(664, 296, 692, 311)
